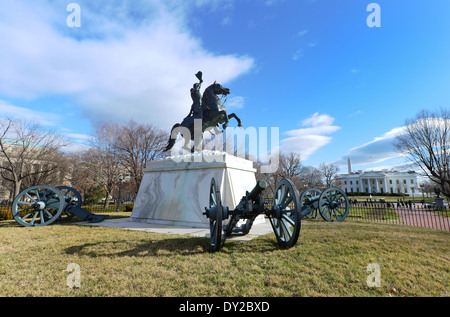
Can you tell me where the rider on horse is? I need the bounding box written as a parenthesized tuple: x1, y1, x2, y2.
(164, 72, 242, 152)
(188, 71, 203, 120)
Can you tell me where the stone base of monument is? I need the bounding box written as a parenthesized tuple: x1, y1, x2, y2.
(130, 151, 265, 228)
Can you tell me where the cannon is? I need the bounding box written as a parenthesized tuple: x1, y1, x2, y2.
(299, 187, 349, 222)
(204, 178, 350, 252)
(11, 185, 108, 227)
(204, 178, 302, 252)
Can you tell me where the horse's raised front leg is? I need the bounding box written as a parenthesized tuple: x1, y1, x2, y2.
(228, 113, 242, 128)
(220, 111, 230, 131)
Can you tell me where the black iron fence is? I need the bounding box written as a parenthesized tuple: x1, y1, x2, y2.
(347, 202, 449, 231)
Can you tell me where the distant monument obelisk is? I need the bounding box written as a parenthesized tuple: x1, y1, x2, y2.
(348, 157, 352, 174)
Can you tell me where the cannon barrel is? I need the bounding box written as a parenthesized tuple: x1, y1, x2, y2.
(233, 180, 268, 213)
(248, 180, 268, 201)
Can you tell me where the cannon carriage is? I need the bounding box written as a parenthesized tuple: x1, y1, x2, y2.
(11, 185, 108, 227)
(204, 178, 349, 252)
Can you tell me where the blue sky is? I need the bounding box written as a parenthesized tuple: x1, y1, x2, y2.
(0, 0, 449, 173)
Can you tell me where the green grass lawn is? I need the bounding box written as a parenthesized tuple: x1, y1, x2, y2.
(0, 214, 448, 297)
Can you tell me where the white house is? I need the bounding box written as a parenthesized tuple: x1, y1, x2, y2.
(336, 158, 419, 195)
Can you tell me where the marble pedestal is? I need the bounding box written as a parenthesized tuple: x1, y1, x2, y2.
(130, 151, 265, 228)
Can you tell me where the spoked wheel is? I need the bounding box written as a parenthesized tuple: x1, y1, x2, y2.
(208, 178, 223, 252)
(318, 187, 349, 222)
(12, 185, 65, 227)
(299, 188, 321, 219)
(56, 186, 82, 221)
(269, 179, 301, 249)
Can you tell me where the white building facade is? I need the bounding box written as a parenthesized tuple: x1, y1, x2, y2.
(337, 158, 420, 196)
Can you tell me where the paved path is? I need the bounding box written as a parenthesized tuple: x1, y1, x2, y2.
(394, 208, 450, 231)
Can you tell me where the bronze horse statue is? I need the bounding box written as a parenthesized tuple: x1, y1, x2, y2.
(164, 81, 242, 152)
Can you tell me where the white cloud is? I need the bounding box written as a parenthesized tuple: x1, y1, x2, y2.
(333, 114, 450, 172)
(292, 49, 304, 61)
(226, 96, 245, 110)
(332, 127, 406, 168)
(0, 100, 61, 126)
(0, 0, 254, 130)
(281, 113, 341, 160)
(301, 112, 335, 127)
(265, 0, 285, 6)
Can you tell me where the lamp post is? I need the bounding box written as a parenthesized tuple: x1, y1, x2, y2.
(116, 175, 123, 212)
(410, 184, 415, 204)
(419, 181, 425, 204)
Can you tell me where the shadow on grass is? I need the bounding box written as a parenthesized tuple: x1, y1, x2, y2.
(63, 234, 282, 258)
(64, 237, 211, 258)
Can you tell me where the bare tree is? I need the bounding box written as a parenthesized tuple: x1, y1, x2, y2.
(86, 121, 123, 208)
(318, 162, 339, 188)
(279, 152, 303, 179)
(299, 166, 323, 189)
(115, 120, 166, 195)
(394, 109, 450, 199)
(0, 117, 70, 198)
(68, 152, 99, 202)
(256, 152, 303, 194)
(422, 181, 436, 198)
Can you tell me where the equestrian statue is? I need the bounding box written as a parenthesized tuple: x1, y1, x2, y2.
(164, 71, 242, 152)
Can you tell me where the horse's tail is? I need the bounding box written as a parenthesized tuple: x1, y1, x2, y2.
(163, 123, 181, 152)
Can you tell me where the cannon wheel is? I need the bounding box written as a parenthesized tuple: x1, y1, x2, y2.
(56, 186, 82, 221)
(318, 187, 349, 222)
(209, 178, 223, 252)
(12, 185, 65, 227)
(269, 179, 301, 249)
(300, 188, 321, 219)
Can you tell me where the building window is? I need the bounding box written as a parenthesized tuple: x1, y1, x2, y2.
(379, 180, 383, 184)
(403, 180, 406, 184)
(344, 181, 347, 185)
(410, 179, 414, 184)
(356, 180, 359, 185)
(390, 188, 394, 194)
(389, 180, 392, 184)
(350, 181, 353, 185)
(396, 180, 399, 184)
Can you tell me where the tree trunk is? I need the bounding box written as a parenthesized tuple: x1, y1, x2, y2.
(13, 179, 22, 200)
(103, 191, 110, 209)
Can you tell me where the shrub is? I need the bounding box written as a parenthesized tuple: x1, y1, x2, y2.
(0, 206, 13, 220)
